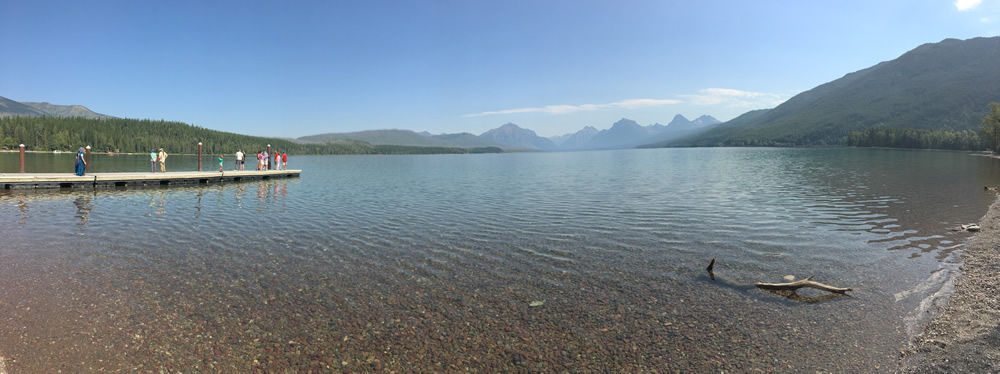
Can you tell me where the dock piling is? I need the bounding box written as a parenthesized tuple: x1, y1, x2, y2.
(19, 144, 25, 173)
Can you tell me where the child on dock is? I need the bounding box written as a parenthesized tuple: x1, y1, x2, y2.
(218, 154, 224, 172)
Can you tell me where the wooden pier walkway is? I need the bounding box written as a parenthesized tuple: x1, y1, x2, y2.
(0, 170, 301, 189)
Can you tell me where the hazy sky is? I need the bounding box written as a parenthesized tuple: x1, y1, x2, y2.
(2, 1, 998, 138)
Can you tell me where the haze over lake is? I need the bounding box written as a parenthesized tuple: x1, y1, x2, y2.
(1, 148, 997, 371)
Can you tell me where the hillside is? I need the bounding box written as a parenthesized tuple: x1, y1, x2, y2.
(299, 129, 451, 147)
(22, 102, 114, 119)
(672, 37, 1000, 147)
(0, 96, 47, 117)
(0, 96, 113, 119)
(430, 132, 509, 148)
(298, 129, 510, 149)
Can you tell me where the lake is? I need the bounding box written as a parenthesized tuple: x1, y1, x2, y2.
(1, 147, 998, 371)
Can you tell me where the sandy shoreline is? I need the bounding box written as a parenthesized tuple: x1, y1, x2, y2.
(902, 192, 1000, 372)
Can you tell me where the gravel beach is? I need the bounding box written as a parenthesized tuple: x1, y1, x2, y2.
(903, 195, 1000, 372)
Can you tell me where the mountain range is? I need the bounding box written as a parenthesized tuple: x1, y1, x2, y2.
(296, 114, 719, 152)
(293, 37, 1000, 150)
(5, 36, 999, 151)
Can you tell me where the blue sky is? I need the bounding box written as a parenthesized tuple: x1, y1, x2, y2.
(2, 1, 998, 138)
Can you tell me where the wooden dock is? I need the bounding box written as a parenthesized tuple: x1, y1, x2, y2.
(0, 170, 301, 189)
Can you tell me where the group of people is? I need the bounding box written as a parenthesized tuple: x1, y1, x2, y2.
(233, 149, 287, 171)
(149, 148, 168, 172)
(73, 147, 287, 175)
(74, 147, 165, 176)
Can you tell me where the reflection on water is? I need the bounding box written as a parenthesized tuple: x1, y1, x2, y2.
(73, 194, 93, 224)
(0, 148, 998, 372)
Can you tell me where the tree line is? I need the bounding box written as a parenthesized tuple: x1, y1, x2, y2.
(845, 128, 984, 150)
(978, 102, 1000, 153)
(845, 102, 1000, 152)
(0, 116, 502, 155)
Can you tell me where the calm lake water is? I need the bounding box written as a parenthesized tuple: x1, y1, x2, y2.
(1, 148, 998, 372)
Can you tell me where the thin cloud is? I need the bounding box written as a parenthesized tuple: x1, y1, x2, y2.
(681, 88, 789, 108)
(955, 0, 982, 10)
(463, 98, 681, 117)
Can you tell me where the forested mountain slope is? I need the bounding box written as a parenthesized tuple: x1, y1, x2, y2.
(673, 37, 1000, 147)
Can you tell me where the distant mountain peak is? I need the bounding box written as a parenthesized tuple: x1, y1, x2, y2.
(692, 115, 720, 126)
(480, 123, 555, 151)
(667, 115, 692, 127)
(610, 118, 641, 128)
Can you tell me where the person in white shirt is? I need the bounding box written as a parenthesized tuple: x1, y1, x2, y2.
(235, 150, 244, 171)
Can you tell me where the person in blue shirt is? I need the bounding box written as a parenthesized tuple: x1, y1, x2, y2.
(75, 147, 87, 176)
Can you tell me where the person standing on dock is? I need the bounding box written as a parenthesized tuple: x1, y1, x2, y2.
(218, 154, 224, 172)
(282, 151, 287, 170)
(149, 149, 157, 172)
(75, 147, 87, 176)
(235, 149, 244, 171)
(158, 148, 168, 172)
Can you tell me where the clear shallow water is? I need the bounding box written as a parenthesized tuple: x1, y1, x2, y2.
(1, 148, 998, 371)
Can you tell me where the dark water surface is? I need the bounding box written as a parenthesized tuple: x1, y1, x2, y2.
(1, 148, 999, 372)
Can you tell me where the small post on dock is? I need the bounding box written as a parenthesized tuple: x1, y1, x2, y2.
(198, 142, 203, 171)
(85, 145, 91, 173)
(267, 144, 272, 170)
(19, 144, 25, 173)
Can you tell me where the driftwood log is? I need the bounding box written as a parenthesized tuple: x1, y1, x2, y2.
(755, 275, 852, 294)
(706, 258, 852, 303)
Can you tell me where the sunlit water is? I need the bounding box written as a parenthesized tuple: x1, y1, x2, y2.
(1, 148, 998, 371)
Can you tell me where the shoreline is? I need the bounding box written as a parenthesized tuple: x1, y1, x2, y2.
(902, 192, 1000, 371)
